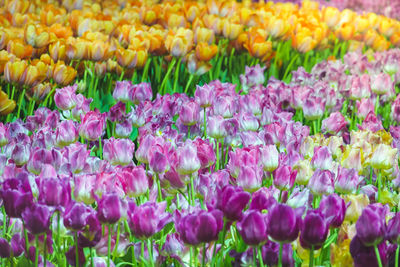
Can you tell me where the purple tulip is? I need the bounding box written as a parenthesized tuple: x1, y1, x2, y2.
(237, 165, 263, 192)
(357, 98, 374, 120)
(193, 138, 215, 169)
(77, 212, 102, 248)
(387, 213, 400, 244)
(371, 73, 393, 95)
(318, 194, 346, 228)
(115, 120, 132, 138)
(321, 112, 348, 134)
(11, 233, 24, 257)
(103, 137, 135, 166)
(175, 140, 201, 175)
(349, 74, 371, 100)
(176, 209, 223, 245)
(130, 82, 152, 104)
(10, 142, 30, 166)
(262, 241, 294, 267)
(273, 165, 297, 191)
(335, 167, 361, 194)
(356, 204, 387, 247)
(310, 146, 333, 171)
(55, 120, 79, 147)
(267, 203, 301, 243)
(71, 94, 92, 121)
(303, 96, 324, 120)
(66, 245, 86, 267)
(54, 85, 77, 110)
(162, 233, 184, 258)
(216, 185, 251, 221)
(179, 100, 200, 126)
(38, 178, 71, 208)
(22, 203, 52, 235)
(249, 188, 277, 212)
(299, 209, 329, 250)
(237, 210, 268, 246)
(260, 145, 279, 172)
(195, 84, 214, 108)
(97, 193, 127, 224)
(0, 238, 10, 258)
(113, 81, 133, 103)
(350, 235, 388, 267)
(213, 96, 236, 118)
(1, 177, 33, 218)
(207, 115, 228, 140)
(79, 110, 106, 141)
(240, 64, 266, 93)
(0, 122, 9, 147)
(108, 102, 126, 123)
(117, 166, 149, 197)
(64, 202, 93, 231)
(307, 169, 335, 196)
(128, 201, 171, 239)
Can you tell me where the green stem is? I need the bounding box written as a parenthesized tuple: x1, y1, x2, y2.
(184, 74, 194, 95)
(23, 225, 30, 263)
(313, 120, 318, 135)
(107, 225, 112, 267)
(112, 222, 121, 261)
(90, 247, 94, 267)
(187, 126, 191, 139)
(202, 243, 207, 267)
(75, 232, 79, 267)
(377, 171, 382, 203)
(258, 246, 264, 267)
(215, 140, 219, 171)
(253, 247, 257, 267)
(278, 242, 283, 267)
(160, 58, 177, 94)
(190, 174, 195, 206)
(16, 88, 26, 119)
(375, 95, 380, 116)
(44, 233, 47, 267)
(203, 107, 207, 138)
(118, 69, 125, 81)
(35, 235, 39, 267)
(374, 244, 383, 267)
(309, 246, 314, 267)
(282, 54, 299, 82)
(148, 239, 154, 267)
(395, 245, 399, 267)
(98, 137, 102, 159)
(156, 173, 162, 202)
(2, 207, 6, 236)
(173, 57, 182, 93)
(141, 57, 152, 82)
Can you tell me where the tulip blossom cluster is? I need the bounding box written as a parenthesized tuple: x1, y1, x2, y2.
(2, 0, 400, 119)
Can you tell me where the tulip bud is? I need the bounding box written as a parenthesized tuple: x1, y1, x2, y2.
(267, 203, 302, 243)
(21, 203, 52, 235)
(355, 204, 387, 247)
(176, 140, 201, 175)
(300, 209, 329, 250)
(55, 120, 79, 147)
(79, 110, 106, 141)
(260, 145, 279, 172)
(179, 100, 200, 126)
(195, 84, 214, 108)
(273, 165, 297, 191)
(216, 185, 251, 221)
(103, 137, 135, 166)
(237, 210, 268, 246)
(97, 193, 127, 224)
(54, 85, 77, 111)
(308, 169, 335, 196)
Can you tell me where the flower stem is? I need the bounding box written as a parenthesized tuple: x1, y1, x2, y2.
(203, 107, 207, 138)
(156, 173, 162, 202)
(375, 95, 380, 115)
(377, 171, 381, 203)
(395, 245, 399, 267)
(253, 247, 257, 267)
(35, 235, 39, 267)
(374, 244, 383, 267)
(173, 57, 182, 93)
(309, 245, 314, 267)
(44, 233, 47, 267)
(278, 242, 283, 267)
(16, 88, 26, 119)
(160, 58, 177, 94)
(258, 245, 264, 267)
(148, 239, 154, 267)
(107, 225, 112, 267)
(215, 140, 219, 171)
(202, 243, 207, 267)
(190, 174, 195, 206)
(112, 222, 121, 261)
(75, 232, 79, 267)
(184, 74, 194, 95)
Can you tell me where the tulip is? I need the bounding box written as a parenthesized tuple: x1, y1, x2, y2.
(349, 74, 371, 100)
(0, 238, 10, 258)
(103, 138, 135, 166)
(321, 112, 348, 134)
(311, 146, 333, 171)
(66, 246, 86, 267)
(195, 42, 218, 61)
(240, 64, 266, 93)
(128, 201, 172, 239)
(52, 62, 77, 86)
(55, 120, 79, 147)
(130, 82, 152, 104)
(117, 166, 148, 198)
(293, 159, 314, 186)
(216, 185, 251, 221)
(179, 100, 200, 126)
(79, 110, 106, 141)
(299, 209, 329, 250)
(273, 165, 297, 191)
(237, 210, 268, 246)
(64, 202, 93, 231)
(176, 140, 201, 175)
(371, 73, 393, 95)
(308, 169, 335, 196)
(267, 203, 301, 243)
(355, 204, 387, 247)
(61, 143, 90, 174)
(237, 165, 263, 192)
(260, 145, 279, 172)
(357, 98, 375, 120)
(238, 113, 259, 132)
(318, 194, 346, 228)
(22, 203, 52, 235)
(4, 60, 28, 84)
(195, 84, 215, 108)
(54, 85, 77, 111)
(387, 213, 400, 244)
(97, 193, 127, 224)
(176, 209, 223, 245)
(335, 167, 361, 194)
(207, 115, 228, 140)
(370, 144, 398, 170)
(303, 97, 325, 121)
(350, 235, 388, 267)
(38, 178, 71, 208)
(11, 234, 24, 257)
(1, 177, 33, 218)
(249, 188, 277, 212)
(113, 81, 133, 103)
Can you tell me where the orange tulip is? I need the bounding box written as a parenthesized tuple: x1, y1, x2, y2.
(322, 6, 341, 29)
(24, 24, 51, 48)
(391, 32, 400, 47)
(267, 16, 290, 39)
(48, 23, 73, 39)
(363, 29, 379, 47)
(52, 62, 77, 86)
(222, 20, 243, 40)
(187, 52, 212, 76)
(165, 28, 193, 58)
(4, 60, 28, 84)
(0, 51, 15, 75)
(117, 48, 148, 69)
(184, 3, 202, 23)
(195, 42, 218, 62)
(379, 18, 396, 38)
(335, 23, 355, 41)
(372, 34, 390, 51)
(87, 40, 114, 62)
(0, 29, 9, 50)
(0, 90, 16, 115)
(6, 0, 31, 15)
(243, 31, 273, 61)
(21, 65, 46, 87)
(166, 13, 187, 29)
(140, 7, 158, 26)
(7, 38, 33, 59)
(40, 4, 65, 26)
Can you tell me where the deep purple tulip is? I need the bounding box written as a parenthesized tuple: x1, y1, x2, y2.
(0, 238, 10, 258)
(262, 241, 294, 267)
(216, 185, 251, 221)
(299, 209, 329, 250)
(249, 188, 277, 212)
(11, 234, 24, 257)
(128, 201, 172, 239)
(38, 178, 71, 208)
(22, 203, 52, 235)
(350, 235, 388, 267)
(66, 245, 86, 267)
(97, 193, 127, 224)
(78, 212, 102, 248)
(387, 213, 400, 244)
(64, 202, 93, 231)
(1, 177, 33, 218)
(267, 203, 301, 243)
(130, 82, 152, 104)
(176, 209, 223, 245)
(318, 194, 346, 228)
(356, 204, 387, 247)
(237, 210, 268, 246)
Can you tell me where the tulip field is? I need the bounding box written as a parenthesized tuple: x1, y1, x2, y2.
(4, 0, 400, 266)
